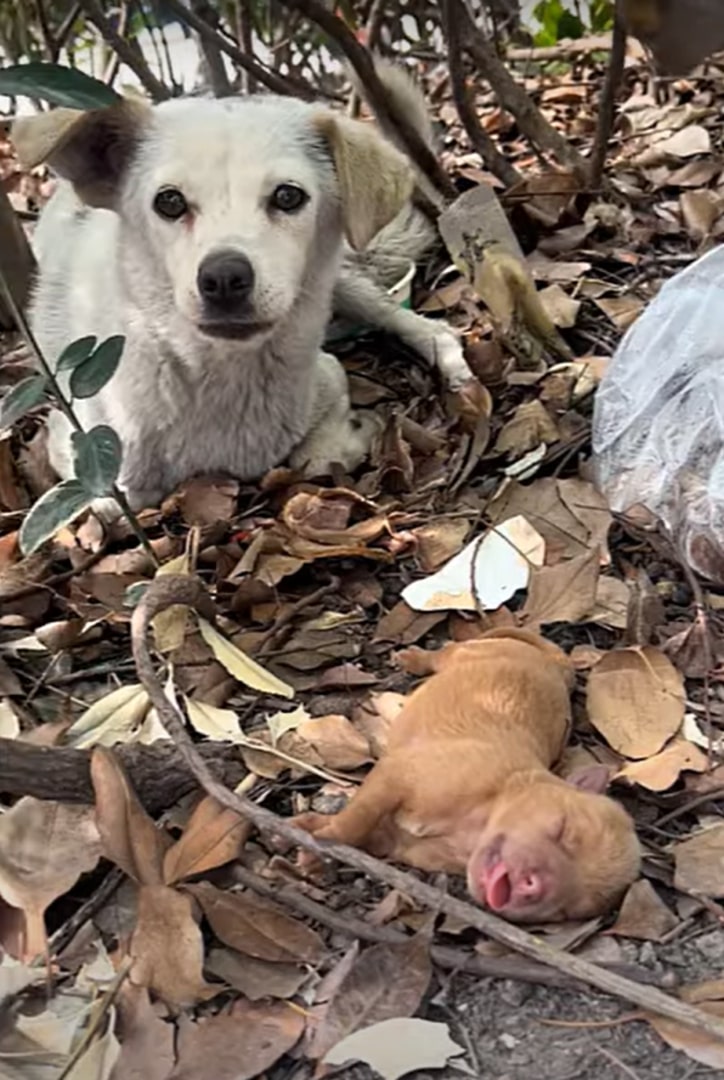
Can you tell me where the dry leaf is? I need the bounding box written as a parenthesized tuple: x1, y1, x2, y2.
(594, 296, 644, 331)
(153, 553, 191, 654)
(66, 684, 151, 749)
(373, 601, 446, 645)
(198, 618, 294, 699)
(681, 189, 722, 241)
(163, 476, 239, 526)
(521, 550, 599, 628)
(184, 698, 243, 742)
(90, 748, 170, 886)
(494, 400, 560, 457)
(294, 714, 372, 770)
(538, 283, 580, 328)
(109, 984, 175, 1080)
(674, 823, 724, 897)
(610, 880, 678, 940)
(488, 477, 588, 563)
(324, 1017, 465, 1079)
(205, 948, 307, 1000)
(129, 884, 214, 1008)
(413, 519, 471, 573)
(586, 646, 686, 758)
(617, 740, 707, 792)
(186, 881, 325, 963)
(169, 999, 304, 1080)
(305, 936, 432, 1061)
(645, 1001, 724, 1069)
(402, 516, 545, 613)
(0, 799, 101, 959)
(163, 796, 251, 885)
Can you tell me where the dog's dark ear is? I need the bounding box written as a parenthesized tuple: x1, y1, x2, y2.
(12, 99, 150, 209)
(314, 112, 413, 251)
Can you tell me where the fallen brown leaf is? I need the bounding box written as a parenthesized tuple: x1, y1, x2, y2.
(90, 748, 170, 885)
(129, 884, 215, 1008)
(616, 740, 707, 792)
(413, 519, 471, 573)
(304, 935, 432, 1061)
(186, 881, 326, 963)
(610, 880, 678, 941)
(292, 713, 372, 771)
(373, 600, 446, 645)
(0, 798, 101, 959)
(521, 550, 599, 629)
(161, 475, 239, 526)
(169, 998, 304, 1080)
(205, 947, 307, 1000)
(163, 795, 251, 885)
(109, 984, 175, 1080)
(674, 823, 724, 898)
(586, 646, 686, 758)
(494, 400, 560, 458)
(644, 1001, 724, 1069)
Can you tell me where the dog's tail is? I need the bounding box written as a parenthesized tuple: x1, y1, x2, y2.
(347, 58, 440, 285)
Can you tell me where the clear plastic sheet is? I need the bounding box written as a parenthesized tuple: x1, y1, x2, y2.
(593, 245, 724, 580)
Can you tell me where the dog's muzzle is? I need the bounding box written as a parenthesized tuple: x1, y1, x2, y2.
(196, 248, 269, 339)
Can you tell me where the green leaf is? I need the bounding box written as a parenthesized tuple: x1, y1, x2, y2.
(0, 375, 48, 431)
(56, 336, 98, 372)
(72, 425, 122, 496)
(69, 335, 125, 399)
(0, 63, 120, 109)
(19, 480, 92, 555)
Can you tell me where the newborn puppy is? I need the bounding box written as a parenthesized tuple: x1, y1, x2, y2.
(294, 628, 640, 923)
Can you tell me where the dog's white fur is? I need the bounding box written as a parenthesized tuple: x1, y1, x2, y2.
(14, 67, 469, 512)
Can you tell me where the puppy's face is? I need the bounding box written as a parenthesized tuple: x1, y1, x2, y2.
(466, 779, 641, 923)
(125, 99, 340, 342)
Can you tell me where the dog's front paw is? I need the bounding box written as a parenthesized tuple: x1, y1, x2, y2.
(290, 410, 383, 476)
(432, 328, 472, 391)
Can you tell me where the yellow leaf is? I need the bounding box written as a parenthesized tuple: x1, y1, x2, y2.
(185, 698, 244, 742)
(67, 684, 151, 748)
(198, 619, 294, 699)
(153, 553, 191, 653)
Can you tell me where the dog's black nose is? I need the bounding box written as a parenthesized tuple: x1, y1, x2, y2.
(197, 250, 254, 310)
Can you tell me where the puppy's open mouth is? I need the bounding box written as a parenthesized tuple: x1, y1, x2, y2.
(198, 319, 272, 341)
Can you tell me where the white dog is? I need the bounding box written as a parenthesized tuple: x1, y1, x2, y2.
(12, 65, 469, 513)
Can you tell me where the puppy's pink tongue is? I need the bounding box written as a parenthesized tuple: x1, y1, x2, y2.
(484, 861, 512, 911)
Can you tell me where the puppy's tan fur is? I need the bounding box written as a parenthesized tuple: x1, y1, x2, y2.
(294, 629, 640, 923)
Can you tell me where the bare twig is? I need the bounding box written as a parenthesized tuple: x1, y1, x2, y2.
(129, 573, 724, 1044)
(454, 0, 588, 179)
(277, 0, 457, 202)
(589, 2, 627, 186)
(441, 0, 521, 188)
(506, 33, 614, 61)
(234, 0, 256, 94)
(255, 576, 340, 656)
(161, 0, 316, 99)
(190, 0, 234, 97)
(79, 0, 172, 101)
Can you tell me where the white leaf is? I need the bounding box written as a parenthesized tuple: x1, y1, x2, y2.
(0, 954, 43, 1007)
(266, 704, 311, 744)
(66, 684, 150, 748)
(0, 700, 20, 738)
(324, 1017, 468, 1080)
(401, 515, 545, 612)
(185, 698, 244, 742)
(198, 618, 294, 699)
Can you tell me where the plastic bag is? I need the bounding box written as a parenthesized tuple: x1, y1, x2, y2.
(593, 244, 724, 581)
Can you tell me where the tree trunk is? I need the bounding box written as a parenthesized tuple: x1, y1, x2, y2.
(0, 186, 36, 331)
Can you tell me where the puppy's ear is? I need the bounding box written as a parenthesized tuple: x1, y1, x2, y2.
(315, 113, 413, 251)
(12, 99, 150, 209)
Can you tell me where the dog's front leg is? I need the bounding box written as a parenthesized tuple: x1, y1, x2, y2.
(289, 352, 382, 477)
(333, 271, 472, 391)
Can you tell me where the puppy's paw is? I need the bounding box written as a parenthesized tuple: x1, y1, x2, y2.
(395, 646, 436, 676)
(431, 328, 472, 391)
(291, 410, 383, 476)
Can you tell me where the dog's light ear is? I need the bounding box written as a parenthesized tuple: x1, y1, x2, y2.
(315, 113, 414, 251)
(11, 98, 150, 209)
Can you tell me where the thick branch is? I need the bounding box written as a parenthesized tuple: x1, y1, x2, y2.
(161, 0, 315, 99)
(455, 0, 588, 179)
(0, 737, 244, 814)
(129, 574, 724, 1044)
(277, 0, 457, 202)
(190, 0, 234, 97)
(79, 0, 172, 101)
(589, 3, 627, 186)
(0, 188, 36, 331)
(442, 0, 521, 188)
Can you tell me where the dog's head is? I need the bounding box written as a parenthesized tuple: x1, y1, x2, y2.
(14, 95, 413, 342)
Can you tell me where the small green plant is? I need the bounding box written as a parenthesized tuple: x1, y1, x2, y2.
(0, 282, 155, 560)
(532, 0, 614, 45)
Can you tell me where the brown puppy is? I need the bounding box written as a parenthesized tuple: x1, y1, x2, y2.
(294, 628, 640, 923)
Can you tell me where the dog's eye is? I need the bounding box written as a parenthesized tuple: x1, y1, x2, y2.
(153, 187, 188, 221)
(270, 184, 308, 213)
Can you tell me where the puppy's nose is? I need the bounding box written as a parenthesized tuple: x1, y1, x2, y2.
(197, 250, 254, 310)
